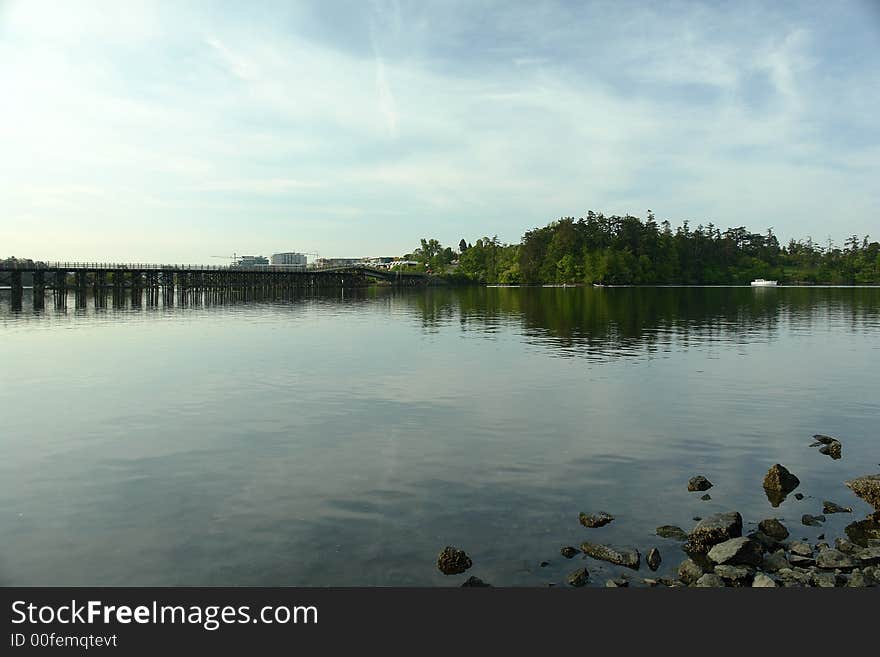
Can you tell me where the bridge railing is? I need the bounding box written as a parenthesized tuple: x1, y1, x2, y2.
(0, 261, 430, 276)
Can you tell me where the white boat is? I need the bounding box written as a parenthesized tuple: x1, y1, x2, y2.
(750, 278, 778, 287)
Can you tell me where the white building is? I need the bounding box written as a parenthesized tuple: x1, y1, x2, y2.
(235, 255, 269, 267)
(271, 252, 308, 266)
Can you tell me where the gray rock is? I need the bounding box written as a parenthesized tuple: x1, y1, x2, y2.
(688, 475, 713, 492)
(815, 548, 857, 570)
(794, 493, 805, 500)
(579, 511, 614, 528)
(714, 564, 755, 582)
(776, 568, 811, 586)
(647, 547, 661, 571)
(752, 572, 777, 587)
(802, 514, 825, 526)
(656, 525, 688, 541)
(763, 464, 801, 507)
(819, 441, 842, 459)
(643, 578, 659, 587)
(437, 546, 472, 575)
(605, 577, 629, 587)
(560, 545, 580, 559)
(835, 537, 858, 554)
(581, 542, 640, 569)
(845, 475, 880, 510)
(788, 554, 815, 568)
(685, 511, 743, 554)
(846, 570, 870, 587)
(748, 531, 781, 551)
(694, 573, 726, 587)
(762, 550, 790, 572)
(857, 546, 880, 565)
(700, 493, 712, 501)
(812, 434, 838, 445)
(461, 576, 491, 587)
(822, 500, 852, 514)
(678, 558, 708, 585)
(811, 571, 841, 587)
(844, 513, 880, 547)
(758, 518, 790, 541)
(708, 537, 764, 566)
(567, 567, 590, 587)
(790, 541, 813, 557)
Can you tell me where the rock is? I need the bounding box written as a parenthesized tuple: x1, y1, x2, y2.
(437, 546, 473, 575)
(643, 578, 659, 587)
(794, 493, 804, 500)
(581, 542, 640, 569)
(812, 434, 837, 445)
(844, 513, 880, 547)
(777, 568, 811, 586)
(560, 546, 580, 559)
(822, 500, 852, 514)
(762, 550, 790, 572)
(846, 570, 869, 587)
(811, 571, 841, 587)
(714, 564, 755, 583)
(461, 576, 490, 587)
(646, 548, 661, 571)
(788, 554, 815, 568)
(656, 525, 688, 541)
(688, 475, 713, 492)
(758, 518, 790, 541)
(605, 577, 629, 587)
(700, 494, 712, 501)
(845, 475, 880, 510)
(789, 541, 813, 557)
(857, 546, 880, 565)
(567, 567, 590, 587)
(684, 511, 743, 554)
(540, 561, 550, 568)
(707, 537, 764, 566)
(678, 558, 708, 585)
(694, 573, 726, 587)
(579, 511, 614, 528)
(802, 514, 825, 526)
(815, 549, 857, 570)
(835, 537, 858, 554)
(747, 531, 781, 551)
(763, 464, 800, 507)
(819, 441, 842, 459)
(752, 572, 777, 587)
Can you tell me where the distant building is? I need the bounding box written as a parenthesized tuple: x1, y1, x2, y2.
(271, 252, 308, 267)
(314, 257, 365, 268)
(235, 255, 269, 267)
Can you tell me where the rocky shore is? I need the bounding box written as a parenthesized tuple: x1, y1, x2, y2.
(436, 437, 880, 588)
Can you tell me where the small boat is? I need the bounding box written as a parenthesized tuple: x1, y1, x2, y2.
(750, 278, 778, 287)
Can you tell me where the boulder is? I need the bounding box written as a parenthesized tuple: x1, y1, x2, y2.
(802, 514, 825, 526)
(819, 441, 842, 459)
(437, 546, 472, 575)
(581, 542, 640, 569)
(844, 513, 880, 547)
(822, 500, 852, 514)
(762, 550, 790, 573)
(579, 511, 614, 528)
(789, 541, 813, 557)
(714, 564, 755, 583)
(694, 573, 726, 587)
(684, 511, 743, 554)
(752, 572, 777, 587)
(567, 567, 590, 587)
(788, 554, 815, 568)
(763, 464, 800, 507)
(656, 525, 688, 541)
(677, 558, 708, 585)
(560, 545, 580, 559)
(758, 518, 790, 541)
(688, 475, 713, 492)
(707, 537, 764, 566)
(845, 475, 880, 510)
(747, 531, 781, 551)
(811, 571, 841, 587)
(815, 548, 857, 570)
(646, 548, 661, 571)
(846, 570, 870, 587)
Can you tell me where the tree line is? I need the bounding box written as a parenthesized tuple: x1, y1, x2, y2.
(406, 211, 880, 285)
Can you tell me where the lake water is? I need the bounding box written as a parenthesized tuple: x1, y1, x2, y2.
(1, 286, 878, 586)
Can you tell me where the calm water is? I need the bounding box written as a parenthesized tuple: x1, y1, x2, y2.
(1, 286, 878, 586)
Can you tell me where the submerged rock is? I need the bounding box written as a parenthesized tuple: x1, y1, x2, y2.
(656, 525, 688, 541)
(845, 475, 880, 510)
(579, 511, 614, 528)
(560, 546, 580, 559)
(700, 494, 712, 501)
(647, 547, 662, 571)
(794, 493, 805, 500)
(461, 576, 491, 587)
(581, 542, 640, 569)
(437, 546, 472, 575)
(752, 572, 777, 587)
(684, 511, 743, 554)
(763, 464, 801, 507)
(708, 537, 764, 567)
(567, 567, 590, 587)
(822, 500, 852, 514)
(802, 514, 825, 526)
(758, 518, 790, 541)
(688, 475, 714, 492)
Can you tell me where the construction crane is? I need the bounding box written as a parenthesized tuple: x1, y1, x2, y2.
(210, 253, 237, 266)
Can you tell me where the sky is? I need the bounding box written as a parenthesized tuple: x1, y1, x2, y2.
(1, 0, 879, 262)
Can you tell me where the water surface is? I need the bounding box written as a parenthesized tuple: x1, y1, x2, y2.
(1, 286, 878, 586)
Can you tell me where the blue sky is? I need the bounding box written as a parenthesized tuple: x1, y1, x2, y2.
(1, 0, 879, 262)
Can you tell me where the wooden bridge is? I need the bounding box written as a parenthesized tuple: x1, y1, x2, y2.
(0, 261, 436, 310)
